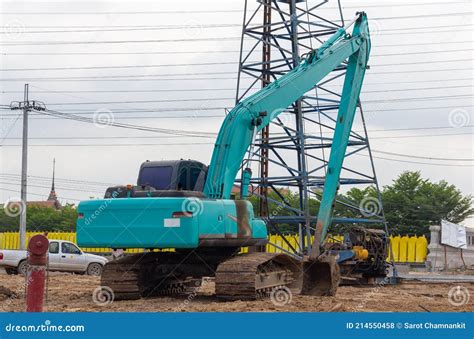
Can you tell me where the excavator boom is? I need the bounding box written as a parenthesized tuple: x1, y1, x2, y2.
(205, 13, 371, 250)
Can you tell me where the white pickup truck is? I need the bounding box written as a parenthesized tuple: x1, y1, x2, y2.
(0, 239, 108, 276)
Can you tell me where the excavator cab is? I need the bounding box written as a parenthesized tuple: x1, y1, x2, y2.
(104, 160, 208, 199)
(137, 160, 207, 192)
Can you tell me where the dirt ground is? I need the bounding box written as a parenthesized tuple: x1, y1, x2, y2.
(0, 272, 472, 312)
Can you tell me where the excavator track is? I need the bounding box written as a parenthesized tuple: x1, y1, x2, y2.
(215, 253, 302, 301)
(101, 255, 143, 300)
(101, 251, 303, 301)
(100, 250, 235, 301)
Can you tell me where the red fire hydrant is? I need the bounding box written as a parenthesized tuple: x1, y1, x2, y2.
(26, 234, 49, 312)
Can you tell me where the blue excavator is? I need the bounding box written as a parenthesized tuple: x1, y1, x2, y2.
(77, 12, 387, 300)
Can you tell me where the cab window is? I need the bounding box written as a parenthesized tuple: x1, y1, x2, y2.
(177, 166, 188, 190)
(138, 166, 173, 190)
(190, 167, 203, 190)
(49, 242, 59, 254)
(61, 242, 81, 255)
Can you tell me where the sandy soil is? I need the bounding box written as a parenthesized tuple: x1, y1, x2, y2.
(0, 272, 472, 312)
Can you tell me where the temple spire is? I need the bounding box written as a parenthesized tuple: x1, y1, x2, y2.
(47, 158, 57, 201)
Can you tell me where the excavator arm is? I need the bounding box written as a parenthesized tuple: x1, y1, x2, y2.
(204, 13, 371, 254)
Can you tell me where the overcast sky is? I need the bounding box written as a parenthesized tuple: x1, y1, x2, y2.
(0, 0, 473, 226)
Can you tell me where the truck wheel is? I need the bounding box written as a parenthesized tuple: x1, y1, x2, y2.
(17, 260, 28, 276)
(5, 267, 18, 275)
(87, 263, 103, 276)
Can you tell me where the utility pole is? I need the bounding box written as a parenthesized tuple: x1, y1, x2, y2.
(20, 83, 29, 250)
(9, 84, 46, 250)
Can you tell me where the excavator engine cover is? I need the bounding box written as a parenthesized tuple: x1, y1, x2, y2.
(301, 255, 340, 296)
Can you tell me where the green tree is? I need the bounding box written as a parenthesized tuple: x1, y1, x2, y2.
(248, 189, 302, 234)
(0, 204, 78, 233)
(341, 171, 473, 236)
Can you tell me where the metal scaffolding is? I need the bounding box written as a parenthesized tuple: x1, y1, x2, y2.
(236, 0, 386, 255)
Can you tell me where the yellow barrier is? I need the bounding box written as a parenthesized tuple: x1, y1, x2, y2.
(390, 236, 400, 262)
(0, 232, 142, 254)
(407, 236, 417, 262)
(0, 231, 428, 263)
(415, 235, 428, 263)
(399, 235, 409, 262)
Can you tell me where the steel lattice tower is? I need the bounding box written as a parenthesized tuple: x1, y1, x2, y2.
(235, 0, 387, 256)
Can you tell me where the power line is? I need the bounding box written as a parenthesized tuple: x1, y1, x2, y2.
(0, 173, 114, 186)
(0, 24, 242, 34)
(35, 108, 217, 137)
(1, 125, 472, 139)
(371, 150, 473, 162)
(370, 132, 473, 139)
(1, 187, 82, 202)
(2, 19, 471, 31)
(1, 9, 244, 15)
(4, 48, 473, 57)
(364, 94, 473, 103)
(2, 67, 473, 82)
(2, 22, 472, 35)
(0, 61, 239, 72)
(374, 12, 474, 20)
(357, 154, 474, 167)
(46, 97, 234, 106)
(372, 40, 473, 48)
(25, 107, 228, 113)
(0, 181, 104, 194)
(374, 49, 474, 57)
(374, 59, 474, 67)
(2, 36, 472, 46)
(38, 94, 474, 106)
(1, 8, 471, 16)
(2, 138, 473, 168)
(2, 50, 240, 56)
(0, 71, 238, 81)
(2, 58, 472, 72)
(368, 67, 474, 75)
(0, 36, 242, 46)
(1, 105, 470, 118)
(0, 143, 213, 147)
(1, 102, 469, 116)
(4, 82, 473, 94)
(377, 23, 473, 32)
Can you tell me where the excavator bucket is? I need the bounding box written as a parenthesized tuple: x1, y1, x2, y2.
(300, 255, 340, 296)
